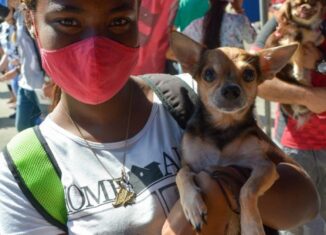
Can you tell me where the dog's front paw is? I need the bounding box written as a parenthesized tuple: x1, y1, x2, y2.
(180, 190, 207, 232)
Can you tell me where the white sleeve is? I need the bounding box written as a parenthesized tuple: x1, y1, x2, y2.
(176, 73, 198, 92)
(0, 153, 64, 235)
(182, 18, 204, 44)
(240, 15, 257, 44)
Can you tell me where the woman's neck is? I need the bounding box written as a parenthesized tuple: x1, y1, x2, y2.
(51, 79, 153, 142)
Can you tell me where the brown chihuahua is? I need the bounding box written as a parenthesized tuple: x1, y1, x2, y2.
(266, 0, 325, 127)
(171, 32, 306, 235)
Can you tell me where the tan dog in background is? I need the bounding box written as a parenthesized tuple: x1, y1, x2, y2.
(266, 0, 325, 127)
(171, 32, 306, 235)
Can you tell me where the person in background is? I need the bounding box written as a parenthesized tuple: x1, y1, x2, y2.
(174, 0, 209, 32)
(9, 0, 47, 132)
(165, 0, 210, 75)
(182, 0, 256, 49)
(0, 4, 21, 119)
(0, 3, 9, 22)
(131, 0, 178, 75)
(251, 8, 326, 235)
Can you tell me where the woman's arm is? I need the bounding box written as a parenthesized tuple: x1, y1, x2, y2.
(162, 163, 319, 235)
(0, 53, 8, 73)
(0, 67, 19, 82)
(258, 41, 326, 114)
(258, 78, 326, 114)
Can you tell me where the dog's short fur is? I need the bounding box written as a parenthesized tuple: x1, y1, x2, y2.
(171, 32, 306, 235)
(266, 0, 325, 127)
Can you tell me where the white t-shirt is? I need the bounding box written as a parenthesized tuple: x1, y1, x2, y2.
(0, 94, 183, 235)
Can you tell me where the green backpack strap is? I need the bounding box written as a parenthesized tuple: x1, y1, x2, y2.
(3, 126, 68, 232)
(137, 74, 198, 129)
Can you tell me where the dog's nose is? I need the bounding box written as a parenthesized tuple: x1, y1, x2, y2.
(221, 85, 241, 100)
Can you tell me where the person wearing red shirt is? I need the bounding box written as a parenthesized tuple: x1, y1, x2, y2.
(131, 0, 178, 75)
(252, 13, 326, 235)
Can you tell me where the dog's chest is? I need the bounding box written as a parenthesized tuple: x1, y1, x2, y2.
(184, 134, 266, 173)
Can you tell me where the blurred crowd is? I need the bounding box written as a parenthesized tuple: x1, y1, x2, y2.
(0, 0, 325, 235)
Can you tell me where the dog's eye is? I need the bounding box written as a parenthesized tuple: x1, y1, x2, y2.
(243, 69, 255, 82)
(203, 68, 216, 83)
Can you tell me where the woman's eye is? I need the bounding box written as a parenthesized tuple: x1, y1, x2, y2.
(243, 68, 256, 82)
(58, 19, 79, 27)
(109, 18, 130, 27)
(203, 68, 216, 83)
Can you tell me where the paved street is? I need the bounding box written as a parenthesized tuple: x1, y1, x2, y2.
(0, 82, 17, 150)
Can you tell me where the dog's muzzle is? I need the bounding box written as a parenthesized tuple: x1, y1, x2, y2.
(221, 84, 241, 100)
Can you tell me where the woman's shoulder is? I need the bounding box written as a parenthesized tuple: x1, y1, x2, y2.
(132, 75, 154, 101)
(0, 150, 63, 234)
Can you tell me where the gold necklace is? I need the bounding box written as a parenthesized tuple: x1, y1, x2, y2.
(63, 84, 136, 207)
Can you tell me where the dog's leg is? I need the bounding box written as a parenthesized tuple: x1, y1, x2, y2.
(240, 160, 279, 235)
(176, 165, 207, 232)
(178, 133, 221, 231)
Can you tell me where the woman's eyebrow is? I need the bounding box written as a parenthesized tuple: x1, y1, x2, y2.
(110, 2, 135, 13)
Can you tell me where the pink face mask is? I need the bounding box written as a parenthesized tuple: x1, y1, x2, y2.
(39, 37, 139, 105)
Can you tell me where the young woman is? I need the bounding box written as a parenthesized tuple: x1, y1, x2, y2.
(0, 1, 183, 234)
(0, 0, 320, 234)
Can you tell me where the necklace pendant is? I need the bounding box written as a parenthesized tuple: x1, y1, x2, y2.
(112, 179, 136, 208)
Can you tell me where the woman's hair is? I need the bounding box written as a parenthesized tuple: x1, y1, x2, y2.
(203, 0, 228, 49)
(0, 5, 10, 22)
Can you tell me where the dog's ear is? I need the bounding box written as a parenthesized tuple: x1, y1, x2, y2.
(258, 43, 298, 80)
(170, 31, 205, 75)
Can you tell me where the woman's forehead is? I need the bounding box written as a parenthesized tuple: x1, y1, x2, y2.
(43, 0, 138, 11)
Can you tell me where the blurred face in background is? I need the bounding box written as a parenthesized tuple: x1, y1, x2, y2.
(8, 0, 20, 9)
(227, 0, 244, 13)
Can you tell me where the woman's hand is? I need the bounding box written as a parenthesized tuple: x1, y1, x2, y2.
(162, 171, 233, 235)
(162, 163, 319, 234)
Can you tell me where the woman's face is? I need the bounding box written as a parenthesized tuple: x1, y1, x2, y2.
(33, 0, 139, 50)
